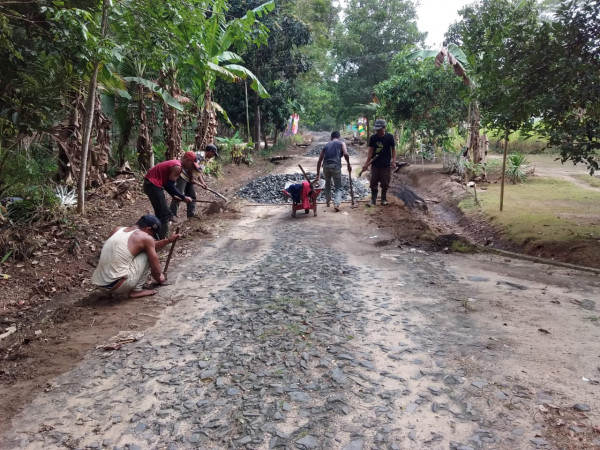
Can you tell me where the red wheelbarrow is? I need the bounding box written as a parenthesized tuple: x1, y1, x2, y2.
(282, 179, 325, 217)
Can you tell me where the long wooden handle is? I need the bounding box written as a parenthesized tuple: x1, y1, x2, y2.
(298, 164, 312, 184)
(348, 171, 355, 206)
(358, 154, 379, 176)
(163, 226, 180, 276)
(201, 185, 228, 202)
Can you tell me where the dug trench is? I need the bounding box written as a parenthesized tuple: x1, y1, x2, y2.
(0, 137, 599, 448)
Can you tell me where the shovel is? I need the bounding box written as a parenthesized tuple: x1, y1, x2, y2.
(200, 185, 228, 203)
(163, 226, 180, 278)
(358, 154, 379, 177)
(348, 169, 358, 208)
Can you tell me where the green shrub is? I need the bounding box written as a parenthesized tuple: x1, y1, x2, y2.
(505, 153, 530, 184)
(5, 185, 60, 225)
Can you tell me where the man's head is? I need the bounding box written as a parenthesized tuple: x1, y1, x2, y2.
(373, 119, 386, 135)
(136, 214, 161, 240)
(205, 143, 220, 159)
(182, 151, 201, 172)
(331, 130, 341, 140)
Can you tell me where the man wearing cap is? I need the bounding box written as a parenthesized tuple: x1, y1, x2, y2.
(315, 131, 351, 212)
(362, 119, 396, 206)
(143, 151, 199, 238)
(170, 144, 220, 219)
(91, 215, 180, 298)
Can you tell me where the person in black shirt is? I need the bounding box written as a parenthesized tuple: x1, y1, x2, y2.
(362, 119, 396, 206)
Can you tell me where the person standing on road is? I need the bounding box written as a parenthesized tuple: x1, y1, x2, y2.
(91, 215, 180, 298)
(143, 152, 199, 239)
(315, 131, 352, 212)
(362, 119, 396, 206)
(170, 144, 220, 219)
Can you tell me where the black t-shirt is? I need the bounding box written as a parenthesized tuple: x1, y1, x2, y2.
(368, 133, 395, 167)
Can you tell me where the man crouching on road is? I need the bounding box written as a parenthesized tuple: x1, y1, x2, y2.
(91, 215, 180, 298)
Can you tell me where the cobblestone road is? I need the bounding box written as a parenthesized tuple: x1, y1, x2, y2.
(2, 195, 599, 449)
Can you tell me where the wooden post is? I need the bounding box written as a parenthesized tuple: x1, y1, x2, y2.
(500, 130, 509, 212)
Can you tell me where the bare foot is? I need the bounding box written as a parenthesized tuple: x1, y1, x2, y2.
(129, 289, 157, 298)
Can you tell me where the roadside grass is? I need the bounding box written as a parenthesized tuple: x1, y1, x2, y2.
(574, 174, 600, 188)
(460, 177, 600, 244)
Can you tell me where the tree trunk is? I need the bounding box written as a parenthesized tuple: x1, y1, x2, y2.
(136, 84, 152, 171)
(245, 81, 251, 141)
(274, 128, 279, 146)
(253, 91, 261, 153)
(116, 111, 132, 168)
(195, 88, 217, 151)
(89, 94, 111, 186)
(148, 99, 156, 168)
(77, 63, 100, 214)
(500, 130, 509, 212)
(162, 69, 182, 161)
(76, 0, 109, 214)
(469, 102, 481, 163)
(262, 118, 268, 150)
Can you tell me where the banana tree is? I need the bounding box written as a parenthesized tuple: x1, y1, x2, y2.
(123, 73, 185, 169)
(185, 0, 273, 151)
(409, 44, 486, 170)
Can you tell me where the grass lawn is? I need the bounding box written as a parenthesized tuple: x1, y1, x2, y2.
(574, 174, 600, 188)
(460, 177, 600, 245)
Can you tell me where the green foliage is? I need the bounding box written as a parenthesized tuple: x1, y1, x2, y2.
(454, 0, 599, 174)
(459, 0, 542, 135)
(484, 158, 502, 177)
(152, 142, 167, 164)
(214, 0, 312, 138)
(464, 160, 485, 178)
(333, 0, 425, 121)
(1, 250, 12, 265)
(203, 160, 222, 179)
(0, 141, 58, 198)
(505, 153, 530, 184)
(5, 185, 60, 225)
(442, 147, 465, 175)
(215, 131, 245, 162)
(377, 54, 469, 147)
(529, 0, 600, 174)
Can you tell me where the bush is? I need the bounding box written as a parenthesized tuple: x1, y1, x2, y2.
(5, 185, 60, 225)
(505, 153, 530, 184)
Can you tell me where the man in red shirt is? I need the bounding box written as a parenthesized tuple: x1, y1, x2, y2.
(143, 151, 199, 239)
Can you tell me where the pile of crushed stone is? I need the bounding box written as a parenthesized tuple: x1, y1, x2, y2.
(237, 173, 369, 204)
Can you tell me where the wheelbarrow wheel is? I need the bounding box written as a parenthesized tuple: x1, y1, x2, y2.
(304, 209, 309, 214)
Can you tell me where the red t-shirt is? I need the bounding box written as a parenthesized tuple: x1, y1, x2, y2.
(145, 160, 181, 188)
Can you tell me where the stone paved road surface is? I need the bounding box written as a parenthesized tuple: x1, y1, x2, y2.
(2, 157, 599, 449)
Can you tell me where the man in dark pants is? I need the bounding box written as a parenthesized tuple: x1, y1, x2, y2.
(143, 151, 198, 239)
(170, 144, 220, 218)
(315, 131, 351, 212)
(362, 119, 396, 206)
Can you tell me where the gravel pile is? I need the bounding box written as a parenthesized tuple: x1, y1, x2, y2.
(237, 173, 369, 204)
(304, 143, 359, 157)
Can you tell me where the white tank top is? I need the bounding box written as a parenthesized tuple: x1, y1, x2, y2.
(91, 228, 138, 285)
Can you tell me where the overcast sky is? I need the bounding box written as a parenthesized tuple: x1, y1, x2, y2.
(415, 0, 470, 49)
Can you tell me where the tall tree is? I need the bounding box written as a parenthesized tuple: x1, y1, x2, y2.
(457, 0, 545, 209)
(216, 0, 311, 146)
(528, 0, 600, 173)
(377, 52, 469, 149)
(333, 0, 424, 121)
